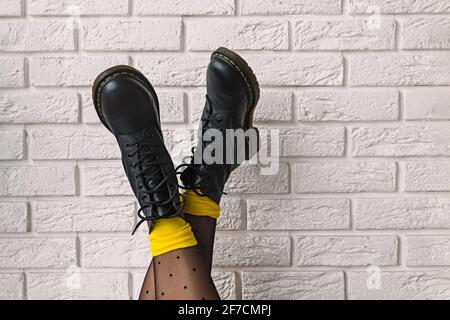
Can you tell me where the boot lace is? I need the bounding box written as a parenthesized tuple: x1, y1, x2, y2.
(128, 138, 183, 235)
(175, 96, 227, 197)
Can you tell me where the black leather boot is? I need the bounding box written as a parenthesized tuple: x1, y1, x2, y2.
(92, 65, 183, 233)
(178, 47, 260, 204)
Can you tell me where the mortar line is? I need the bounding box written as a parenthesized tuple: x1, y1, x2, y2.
(23, 57, 30, 88)
(23, 0, 28, 17)
(240, 195, 248, 231)
(343, 270, 349, 300)
(235, 271, 243, 299)
(399, 234, 406, 267)
(181, 17, 187, 52)
(8, 266, 450, 273)
(23, 271, 28, 300)
(128, 0, 134, 16)
(128, 271, 134, 300)
(395, 14, 402, 51)
(25, 200, 32, 232)
(234, 0, 240, 16)
(349, 199, 355, 230)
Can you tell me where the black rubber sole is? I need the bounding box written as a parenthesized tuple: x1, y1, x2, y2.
(91, 65, 160, 133)
(211, 47, 260, 129)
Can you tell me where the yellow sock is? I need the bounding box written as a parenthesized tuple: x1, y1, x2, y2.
(149, 216, 198, 257)
(182, 190, 221, 219)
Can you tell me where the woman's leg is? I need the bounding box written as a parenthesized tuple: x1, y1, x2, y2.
(139, 260, 156, 300)
(139, 216, 219, 300)
(139, 213, 218, 300)
(184, 214, 217, 274)
(139, 247, 219, 300)
(181, 188, 222, 275)
(153, 246, 218, 300)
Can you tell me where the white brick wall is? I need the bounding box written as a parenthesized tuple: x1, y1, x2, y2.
(1, 0, 450, 300)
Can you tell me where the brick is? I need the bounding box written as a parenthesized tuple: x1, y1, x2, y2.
(81, 164, 132, 196)
(280, 127, 345, 157)
(405, 161, 450, 192)
(407, 236, 450, 266)
(29, 0, 128, 15)
(224, 164, 289, 194)
(245, 54, 343, 86)
(295, 236, 398, 266)
(294, 17, 395, 51)
(241, 0, 341, 15)
(298, 90, 399, 121)
(131, 271, 145, 300)
(355, 198, 450, 230)
(0, 274, 23, 299)
(212, 272, 236, 300)
(294, 162, 396, 193)
(217, 198, 242, 231)
(248, 199, 350, 230)
(349, 0, 450, 13)
(0, 92, 79, 123)
(189, 91, 206, 122)
(27, 272, 129, 300)
(80, 91, 100, 124)
(352, 126, 450, 157)
(186, 19, 288, 51)
(405, 88, 450, 120)
(82, 90, 185, 124)
(213, 235, 290, 267)
(255, 91, 293, 122)
(80, 235, 150, 267)
(0, 126, 24, 159)
(402, 17, 450, 49)
(31, 56, 128, 87)
(180, 53, 338, 89)
(242, 272, 345, 300)
(0, 58, 24, 88)
(161, 128, 193, 161)
(83, 19, 181, 51)
(0, 0, 22, 16)
(0, 202, 27, 232)
(0, 20, 74, 52)
(349, 271, 450, 300)
(0, 238, 75, 268)
(30, 126, 119, 160)
(0, 166, 76, 196)
(135, 0, 234, 16)
(157, 91, 185, 123)
(192, 89, 292, 123)
(349, 54, 450, 86)
(135, 55, 208, 86)
(31, 200, 135, 232)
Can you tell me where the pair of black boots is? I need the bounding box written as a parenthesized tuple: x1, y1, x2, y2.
(92, 48, 260, 233)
